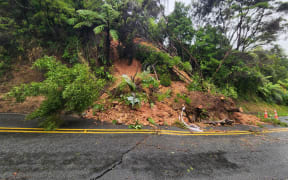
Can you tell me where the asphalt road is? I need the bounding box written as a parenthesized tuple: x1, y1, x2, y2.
(0, 115, 288, 180)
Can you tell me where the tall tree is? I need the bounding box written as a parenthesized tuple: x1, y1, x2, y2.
(190, 0, 287, 52)
(71, 1, 120, 65)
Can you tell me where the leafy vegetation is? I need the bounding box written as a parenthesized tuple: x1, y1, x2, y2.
(128, 120, 143, 130)
(261, 118, 288, 127)
(7, 56, 105, 129)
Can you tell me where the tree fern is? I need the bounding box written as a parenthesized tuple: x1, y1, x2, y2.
(109, 29, 118, 41)
(93, 25, 105, 34)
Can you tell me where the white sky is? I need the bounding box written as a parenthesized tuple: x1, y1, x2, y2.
(162, 0, 288, 54)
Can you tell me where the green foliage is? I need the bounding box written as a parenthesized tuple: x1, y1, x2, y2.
(261, 118, 288, 127)
(177, 93, 191, 105)
(156, 90, 172, 102)
(128, 120, 143, 129)
(62, 36, 79, 64)
(258, 81, 287, 105)
(182, 61, 192, 72)
(147, 117, 157, 126)
(135, 44, 190, 79)
(93, 66, 114, 81)
(160, 74, 171, 87)
(1, 0, 288, 111)
(173, 120, 187, 129)
(126, 95, 141, 108)
(219, 85, 238, 99)
(38, 115, 63, 131)
(122, 75, 136, 91)
(0, 46, 11, 77)
(93, 103, 105, 112)
(256, 123, 264, 128)
(187, 75, 203, 91)
(7, 56, 105, 129)
(139, 71, 159, 89)
(112, 119, 118, 125)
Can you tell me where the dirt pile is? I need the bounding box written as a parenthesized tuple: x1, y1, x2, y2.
(85, 79, 262, 126)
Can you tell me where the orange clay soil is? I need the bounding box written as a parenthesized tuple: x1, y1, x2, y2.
(88, 39, 262, 127)
(85, 80, 262, 127)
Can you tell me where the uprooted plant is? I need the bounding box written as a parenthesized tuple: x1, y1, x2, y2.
(6, 56, 105, 130)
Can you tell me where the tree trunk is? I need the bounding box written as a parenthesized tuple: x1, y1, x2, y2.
(105, 28, 111, 66)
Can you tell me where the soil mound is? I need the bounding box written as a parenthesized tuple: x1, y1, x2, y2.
(85, 80, 262, 127)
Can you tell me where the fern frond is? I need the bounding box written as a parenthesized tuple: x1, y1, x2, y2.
(67, 18, 77, 25)
(93, 25, 105, 34)
(109, 29, 118, 41)
(74, 21, 92, 29)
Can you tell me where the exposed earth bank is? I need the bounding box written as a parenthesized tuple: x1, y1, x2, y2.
(0, 45, 262, 128)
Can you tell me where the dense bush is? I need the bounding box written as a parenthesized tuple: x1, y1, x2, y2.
(7, 56, 105, 129)
(160, 74, 172, 87)
(136, 45, 192, 78)
(0, 46, 11, 78)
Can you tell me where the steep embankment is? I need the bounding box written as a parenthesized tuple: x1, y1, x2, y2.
(84, 40, 262, 127)
(0, 64, 44, 113)
(0, 40, 262, 127)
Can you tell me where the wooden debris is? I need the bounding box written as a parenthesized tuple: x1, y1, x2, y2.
(172, 66, 193, 84)
(203, 119, 235, 126)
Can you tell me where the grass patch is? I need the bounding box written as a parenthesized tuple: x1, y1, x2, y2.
(156, 89, 171, 102)
(261, 118, 288, 127)
(236, 99, 288, 116)
(256, 123, 264, 128)
(173, 120, 187, 129)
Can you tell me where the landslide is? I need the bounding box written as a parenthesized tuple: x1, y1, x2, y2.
(0, 40, 262, 127)
(85, 40, 262, 127)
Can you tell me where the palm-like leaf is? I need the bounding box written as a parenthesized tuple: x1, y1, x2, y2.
(76, 10, 102, 20)
(74, 21, 93, 29)
(109, 29, 118, 41)
(67, 18, 77, 25)
(93, 25, 105, 34)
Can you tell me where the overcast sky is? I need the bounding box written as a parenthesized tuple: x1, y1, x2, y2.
(161, 0, 288, 54)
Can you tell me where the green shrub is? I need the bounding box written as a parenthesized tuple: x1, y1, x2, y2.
(160, 74, 171, 87)
(7, 56, 105, 129)
(156, 89, 171, 102)
(112, 120, 118, 125)
(122, 75, 136, 91)
(182, 61, 192, 72)
(258, 81, 287, 105)
(62, 36, 79, 64)
(177, 93, 191, 104)
(261, 118, 288, 127)
(93, 103, 105, 112)
(139, 71, 159, 88)
(94, 66, 114, 81)
(122, 92, 147, 109)
(147, 117, 157, 126)
(187, 75, 202, 91)
(0, 46, 11, 78)
(128, 120, 143, 129)
(219, 84, 238, 99)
